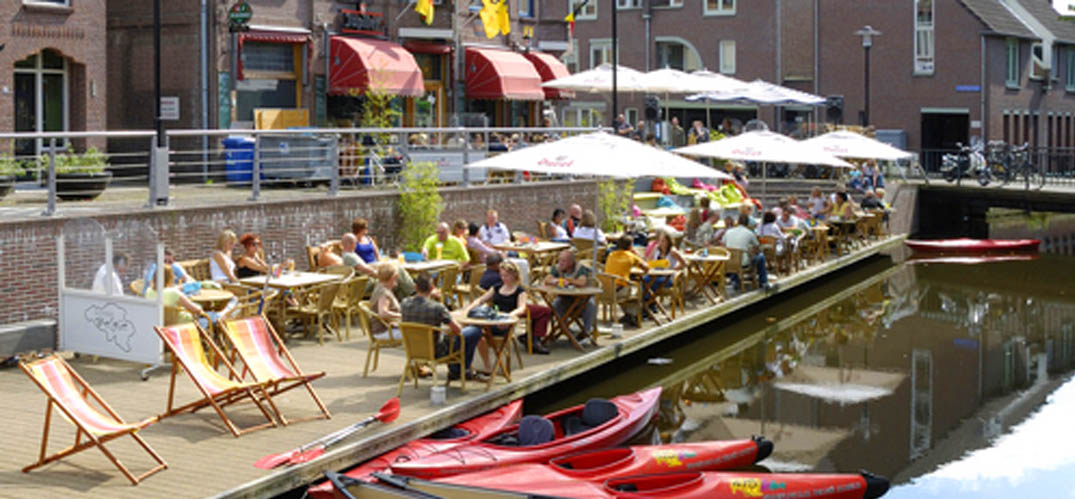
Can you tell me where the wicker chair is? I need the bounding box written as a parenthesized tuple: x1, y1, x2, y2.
(356, 301, 401, 377)
(333, 275, 370, 339)
(291, 282, 341, 344)
(724, 248, 758, 292)
(596, 272, 643, 327)
(397, 322, 466, 396)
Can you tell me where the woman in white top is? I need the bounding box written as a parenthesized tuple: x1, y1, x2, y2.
(757, 211, 789, 254)
(210, 230, 239, 283)
(571, 210, 606, 245)
(807, 187, 829, 219)
(549, 208, 570, 242)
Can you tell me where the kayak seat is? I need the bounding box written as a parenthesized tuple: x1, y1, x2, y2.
(563, 399, 617, 436)
(613, 483, 639, 492)
(430, 427, 469, 440)
(518, 415, 555, 446)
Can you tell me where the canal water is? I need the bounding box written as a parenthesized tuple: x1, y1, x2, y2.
(529, 253, 1075, 498)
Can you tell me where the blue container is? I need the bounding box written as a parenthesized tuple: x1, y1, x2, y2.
(223, 136, 256, 184)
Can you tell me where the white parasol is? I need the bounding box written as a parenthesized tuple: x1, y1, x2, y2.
(540, 63, 648, 93)
(802, 130, 915, 161)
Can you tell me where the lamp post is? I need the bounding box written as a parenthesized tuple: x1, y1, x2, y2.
(611, 0, 618, 128)
(855, 25, 881, 127)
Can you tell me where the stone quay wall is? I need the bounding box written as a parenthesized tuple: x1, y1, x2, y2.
(0, 181, 597, 326)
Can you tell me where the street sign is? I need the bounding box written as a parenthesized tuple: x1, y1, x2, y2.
(229, 1, 253, 31)
(160, 97, 180, 121)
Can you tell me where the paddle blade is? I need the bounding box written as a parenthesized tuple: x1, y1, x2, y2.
(289, 447, 326, 465)
(254, 449, 300, 469)
(377, 397, 401, 423)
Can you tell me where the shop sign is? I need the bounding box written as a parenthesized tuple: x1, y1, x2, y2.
(341, 9, 386, 37)
(229, 1, 253, 32)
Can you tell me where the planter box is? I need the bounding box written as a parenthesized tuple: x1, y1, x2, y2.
(56, 171, 112, 201)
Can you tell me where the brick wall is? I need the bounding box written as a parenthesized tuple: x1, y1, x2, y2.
(0, 180, 596, 325)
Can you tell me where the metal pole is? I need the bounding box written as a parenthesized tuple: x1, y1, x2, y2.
(43, 138, 56, 216)
(611, 0, 618, 128)
(461, 127, 470, 186)
(864, 44, 870, 127)
(250, 135, 261, 201)
(154, 0, 164, 147)
(329, 134, 340, 196)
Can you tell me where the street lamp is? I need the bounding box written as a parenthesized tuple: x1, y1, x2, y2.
(854, 25, 881, 127)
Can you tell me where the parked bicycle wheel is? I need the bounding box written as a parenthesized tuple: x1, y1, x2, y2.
(989, 160, 1011, 186)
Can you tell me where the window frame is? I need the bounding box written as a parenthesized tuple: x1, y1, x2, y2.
(616, 0, 641, 9)
(518, 0, 534, 18)
(625, 108, 639, 127)
(652, 0, 683, 8)
(913, 0, 935, 75)
(703, 0, 735, 17)
(22, 0, 71, 7)
(1066, 47, 1075, 92)
(572, 0, 597, 21)
(589, 39, 613, 69)
(1006, 38, 1021, 89)
(719, 40, 736, 75)
(1029, 41, 1048, 81)
(13, 50, 69, 156)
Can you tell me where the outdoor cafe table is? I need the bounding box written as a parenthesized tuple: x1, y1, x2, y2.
(531, 284, 602, 352)
(629, 268, 680, 325)
(452, 311, 519, 390)
(493, 241, 570, 270)
(187, 288, 234, 312)
(683, 252, 730, 304)
(827, 218, 859, 256)
(397, 259, 460, 275)
(239, 271, 342, 332)
(810, 224, 831, 261)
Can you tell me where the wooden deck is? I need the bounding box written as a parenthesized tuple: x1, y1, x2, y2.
(0, 235, 905, 499)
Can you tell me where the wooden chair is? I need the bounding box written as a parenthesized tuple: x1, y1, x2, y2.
(333, 274, 370, 339)
(305, 245, 322, 271)
(220, 316, 331, 425)
(154, 323, 278, 437)
(178, 258, 211, 282)
(19, 355, 168, 485)
(596, 272, 643, 327)
(356, 301, 403, 376)
(653, 269, 687, 319)
(572, 237, 595, 255)
(397, 322, 466, 396)
(435, 264, 462, 309)
(725, 248, 758, 292)
(454, 263, 484, 306)
(536, 220, 548, 240)
(322, 265, 356, 277)
(292, 282, 342, 344)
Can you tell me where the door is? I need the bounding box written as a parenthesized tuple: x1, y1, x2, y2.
(920, 112, 968, 172)
(13, 50, 68, 157)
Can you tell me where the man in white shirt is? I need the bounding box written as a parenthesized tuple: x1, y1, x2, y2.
(721, 214, 774, 292)
(92, 254, 129, 295)
(478, 209, 511, 246)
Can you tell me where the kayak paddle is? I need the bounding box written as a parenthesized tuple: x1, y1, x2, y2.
(254, 397, 400, 469)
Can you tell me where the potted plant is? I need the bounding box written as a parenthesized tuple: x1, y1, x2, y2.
(47, 146, 112, 200)
(0, 153, 24, 200)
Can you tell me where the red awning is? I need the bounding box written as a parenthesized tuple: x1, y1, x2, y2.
(523, 51, 575, 100)
(240, 31, 310, 45)
(465, 47, 545, 101)
(403, 40, 452, 55)
(329, 37, 425, 97)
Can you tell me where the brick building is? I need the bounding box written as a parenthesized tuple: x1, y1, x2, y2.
(105, 0, 576, 133)
(0, 0, 108, 155)
(569, 0, 1075, 165)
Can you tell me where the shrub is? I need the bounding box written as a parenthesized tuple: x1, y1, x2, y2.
(397, 161, 443, 252)
(598, 178, 635, 232)
(0, 153, 25, 177)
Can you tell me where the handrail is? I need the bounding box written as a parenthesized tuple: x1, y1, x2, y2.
(166, 126, 608, 138)
(0, 130, 157, 140)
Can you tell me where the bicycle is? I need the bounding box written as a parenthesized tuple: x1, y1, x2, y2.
(985, 140, 1012, 186)
(1007, 143, 1045, 190)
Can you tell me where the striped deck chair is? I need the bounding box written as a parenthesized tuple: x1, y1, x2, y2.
(221, 315, 331, 425)
(20, 355, 168, 485)
(154, 323, 279, 437)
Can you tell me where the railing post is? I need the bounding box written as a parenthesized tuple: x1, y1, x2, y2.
(250, 134, 261, 201)
(147, 134, 170, 207)
(329, 134, 339, 196)
(42, 138, 57, 216)
(461, 127, 470, 187)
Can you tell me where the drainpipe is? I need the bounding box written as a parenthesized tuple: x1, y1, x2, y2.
(775, 0, 782, 131)
(200, 0, 209, 180)
(643, 0, 652, 71)
(980, 33, 987, 142)
(813, 0, 820, 128)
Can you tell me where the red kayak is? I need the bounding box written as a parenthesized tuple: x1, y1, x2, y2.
(307, 399, 523, 499)
(438, 438, 773, 492)
(905, 238, 1039, 254)
(606, 471, 890, 499)
(390, 388, 663, 479)
(907, 253, 1039, 265)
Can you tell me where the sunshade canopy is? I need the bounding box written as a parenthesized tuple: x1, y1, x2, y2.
(674, 131, 853, 167)
(523, 51, 575, 100)
(465, 47, 545, 101)
(329, 37, 425, 97)
(541, 63, 648, 93)
(802, 131, 915, 161)
(688, 79, 826, 106)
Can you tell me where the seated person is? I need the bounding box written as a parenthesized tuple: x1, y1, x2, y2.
(722, 213, 774, 291)
(210, 230, 239, 283)
(478, 209, 512, 246)
(466, 222, 499, 263)
(757, 211, 790, 254)
(369, 265, 403, 340)
(480, 253, 505, 290)
(642, 228, 686, 303)
(860, 189, 884, 210)
(422, 222, 470, 263)
(572, 210, 606, 245)
(831, 191, 856, 219)
(543, 250, 597, 339)
(144, 267, 207, 325)
(236, 233, 269, 278)
(777, 209, 809, 248)
(351, 217, 381, 264)
(164, 249, 192, 285)
(548, 208, 570, 242)
(92, 253, 128, 295)
(604, 236, 649, 328)
(693, 210, 722, 247)
(464, 262, 552, 357)
(401, 274, 485, 381)
(787, 195, 810, 220)
(808, 187, 830, 220)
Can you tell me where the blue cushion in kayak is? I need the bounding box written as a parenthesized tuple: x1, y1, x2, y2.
(517, 415, 555, 446)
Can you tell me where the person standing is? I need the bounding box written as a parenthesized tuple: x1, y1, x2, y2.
(690, 120, 710, 144)
(669, 116, 686, 148)
(92, 253, 128, 295)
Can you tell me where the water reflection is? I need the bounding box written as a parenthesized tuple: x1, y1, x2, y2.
(542, 255, 1075, 494)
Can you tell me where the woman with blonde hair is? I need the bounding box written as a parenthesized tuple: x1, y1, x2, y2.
(571, 210, 606, 245)
(370, 264, 403, 341)
(210, 230, 239, 283)
(464, 261, 553, 359)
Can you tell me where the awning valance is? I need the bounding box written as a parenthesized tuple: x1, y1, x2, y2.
(465, 47, 544, 101)
(329, 36, 425, 97)
(403, 40, 452, 55)
(523, 51, 575, 100)
(240, 31, 310, 45)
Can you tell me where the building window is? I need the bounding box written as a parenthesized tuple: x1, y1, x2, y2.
(625, 108, 638, 126)
(13, 49, 68, 157)
(914, 0, 934, 74)
(1053, 45, 1061, 82)
(23, 0, 70, 6)
(617, 0, 641, 8)
(704, 0, 735, 16)
(719, 40, 736, 74)
(242, 42, 296, 74)
(1029, 42, 1052, 81)
(519, 0, 534, 18)
(1006, 38, 1020, 88)
(1066, 48, 1075, 91)
(651, 0, 683, 7)
(563, 107, 604, 128)
(571, 0, 597, 20)
(656, 42, 685, 70)
(590, 40, 613, 68)
(238, 41, 303, 122)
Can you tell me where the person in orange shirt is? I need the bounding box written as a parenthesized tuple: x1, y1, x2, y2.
(604, 236, 649, 328)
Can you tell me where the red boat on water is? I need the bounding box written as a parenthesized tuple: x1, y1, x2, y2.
(907, 253, 1039, 265)
(390, 388, 663, 479)
(606, 471, 890, 499)
(438, 438, 773, 492)
(904, 238, 1040, 254)
(307, 399, 523, 499)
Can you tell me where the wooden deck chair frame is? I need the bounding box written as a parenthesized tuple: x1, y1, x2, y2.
(154, 323, 279, 437)
(220, 315, 331, 425)
(397, 322, 466, 396)
(20, 355, 168, 485)
(357, 300, 402, 377)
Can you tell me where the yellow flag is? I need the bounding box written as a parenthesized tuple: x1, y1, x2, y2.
(497, 0, 511, 36)
(480, 0, 501, 39)
(415, 0, 434, 25)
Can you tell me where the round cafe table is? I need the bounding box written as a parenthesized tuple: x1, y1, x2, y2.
(531, 285, 602, 351)
(187, 288, 234, 312)
(452, 311, 519, 390)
